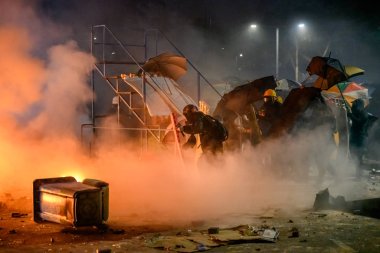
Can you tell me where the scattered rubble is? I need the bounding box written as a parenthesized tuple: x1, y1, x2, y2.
(11, 212, 28, 218)
(313, 188, 380, 218)
(145, 225, 279, 252)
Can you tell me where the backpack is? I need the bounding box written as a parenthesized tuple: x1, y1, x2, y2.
(204, 115, 229, 141)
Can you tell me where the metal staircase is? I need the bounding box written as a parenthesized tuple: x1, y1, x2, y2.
(82, 25, 221, 153)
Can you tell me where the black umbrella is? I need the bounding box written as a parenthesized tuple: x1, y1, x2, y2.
(306, 56, 348, 90)
(137, 53, 187, 81)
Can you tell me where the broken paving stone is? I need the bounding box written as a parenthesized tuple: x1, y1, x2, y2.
(310, 212, 327, 218)
(288, 227, 299, 238)
(259, 216, 273, 219)
(207, 227, 219, 234)
(96, 249, 112, 253)
(176, 230, 191, 236)
(11, 212, 28, 218)
(240, 226, 259, 237)
(196, 244, 208, 251)
(261, 229, 279, 241)
(110, 228, 125, 235)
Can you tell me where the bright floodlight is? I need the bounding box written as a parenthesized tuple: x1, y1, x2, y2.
(298, 23, 305, 29)
(250, 24, 257, 29)
(239, 53, 243, 57)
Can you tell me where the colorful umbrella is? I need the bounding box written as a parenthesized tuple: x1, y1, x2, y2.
(321, 82, 369, 107)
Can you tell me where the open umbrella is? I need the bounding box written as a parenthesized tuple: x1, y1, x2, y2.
(306, 56, 348, 90)
(138, 52, 187, 81)
(344, 65, 365, 78)
(321, 81, 369, 107)
(214, 76, 277, 114)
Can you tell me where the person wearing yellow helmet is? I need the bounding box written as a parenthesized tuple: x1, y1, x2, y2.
(257, 89, 282, 137)
(263, 89, 277, 101)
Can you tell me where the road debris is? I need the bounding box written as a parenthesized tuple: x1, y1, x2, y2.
(145, 225, 279, 252)
(313, 188, 380, 218)
(288, 227, 299, 238)
(11, 212, 28, 218)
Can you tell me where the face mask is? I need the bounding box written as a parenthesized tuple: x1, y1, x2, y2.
(264, 97, 271, 103)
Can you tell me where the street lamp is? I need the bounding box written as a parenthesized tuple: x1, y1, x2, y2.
(249, 24, 279, 78)
(235, 52, 244, 69)
(295, 23, 306, 82)
(248, 23, 306, 80)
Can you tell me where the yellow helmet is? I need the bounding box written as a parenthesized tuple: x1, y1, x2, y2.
(263, 89, 276, 97)
(277, 96, 283, 104)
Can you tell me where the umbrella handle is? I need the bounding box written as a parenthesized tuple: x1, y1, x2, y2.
(336, 84, 351, 113)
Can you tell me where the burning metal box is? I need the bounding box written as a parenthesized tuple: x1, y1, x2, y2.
(33, 177, 109, 227)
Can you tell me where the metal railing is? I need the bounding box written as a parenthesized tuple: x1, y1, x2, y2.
(89, 25, 221, 152)
(80, 124, 180, 156)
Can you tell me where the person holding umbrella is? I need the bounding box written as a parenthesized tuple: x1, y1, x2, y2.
(347, 99, 370, 177)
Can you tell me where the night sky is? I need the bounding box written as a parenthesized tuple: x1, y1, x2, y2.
(36, 0, 380, 83)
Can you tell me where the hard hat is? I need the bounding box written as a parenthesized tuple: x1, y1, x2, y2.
(183, 104, 198, 117)
(263, 89, 276, 97)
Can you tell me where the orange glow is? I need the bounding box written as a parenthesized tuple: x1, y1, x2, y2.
(61, 172, 84, 182)
(0, 0, 354, 228)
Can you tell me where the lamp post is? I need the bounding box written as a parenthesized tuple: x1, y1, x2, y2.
(275, 28, 279, 78)
(295, 23, 305, 82)
(235, 53, 243, 69)
(250, 24, 279, 78)
(250, 23, 306, 81)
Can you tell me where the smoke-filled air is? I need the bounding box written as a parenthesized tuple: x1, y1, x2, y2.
(0, 0, 376, 228)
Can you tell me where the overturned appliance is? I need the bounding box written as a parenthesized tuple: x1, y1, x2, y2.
(33, 177, 109, 227)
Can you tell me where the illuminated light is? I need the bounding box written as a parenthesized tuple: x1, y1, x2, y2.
(61, 173, 84, 182)
(93, 37, 97, 40)
(111, 52, 116, 55)
(298, 23, 305, 29)
(250, 24, 257, 29)
(199, 100, 210, 114)
(239, 53, 243, 57)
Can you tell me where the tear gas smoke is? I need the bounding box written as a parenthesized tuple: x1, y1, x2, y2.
(0, 0, 370, 228)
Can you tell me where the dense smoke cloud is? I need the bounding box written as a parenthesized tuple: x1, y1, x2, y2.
(28, 41, 95, 137)
(0, 26, 45, 115)
(0, 0, 376, 228)
(0, 1, 95, 197)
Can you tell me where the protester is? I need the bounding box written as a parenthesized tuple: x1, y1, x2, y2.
(180, 104, 228, 156)
(257, 89, 282, 137)
(347, 99, 370, 177)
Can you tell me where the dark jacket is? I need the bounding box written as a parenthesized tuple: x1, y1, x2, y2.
(258, 100, 282, 136)
(182, 112, 224, 155)
(348, 109, 369, 147)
